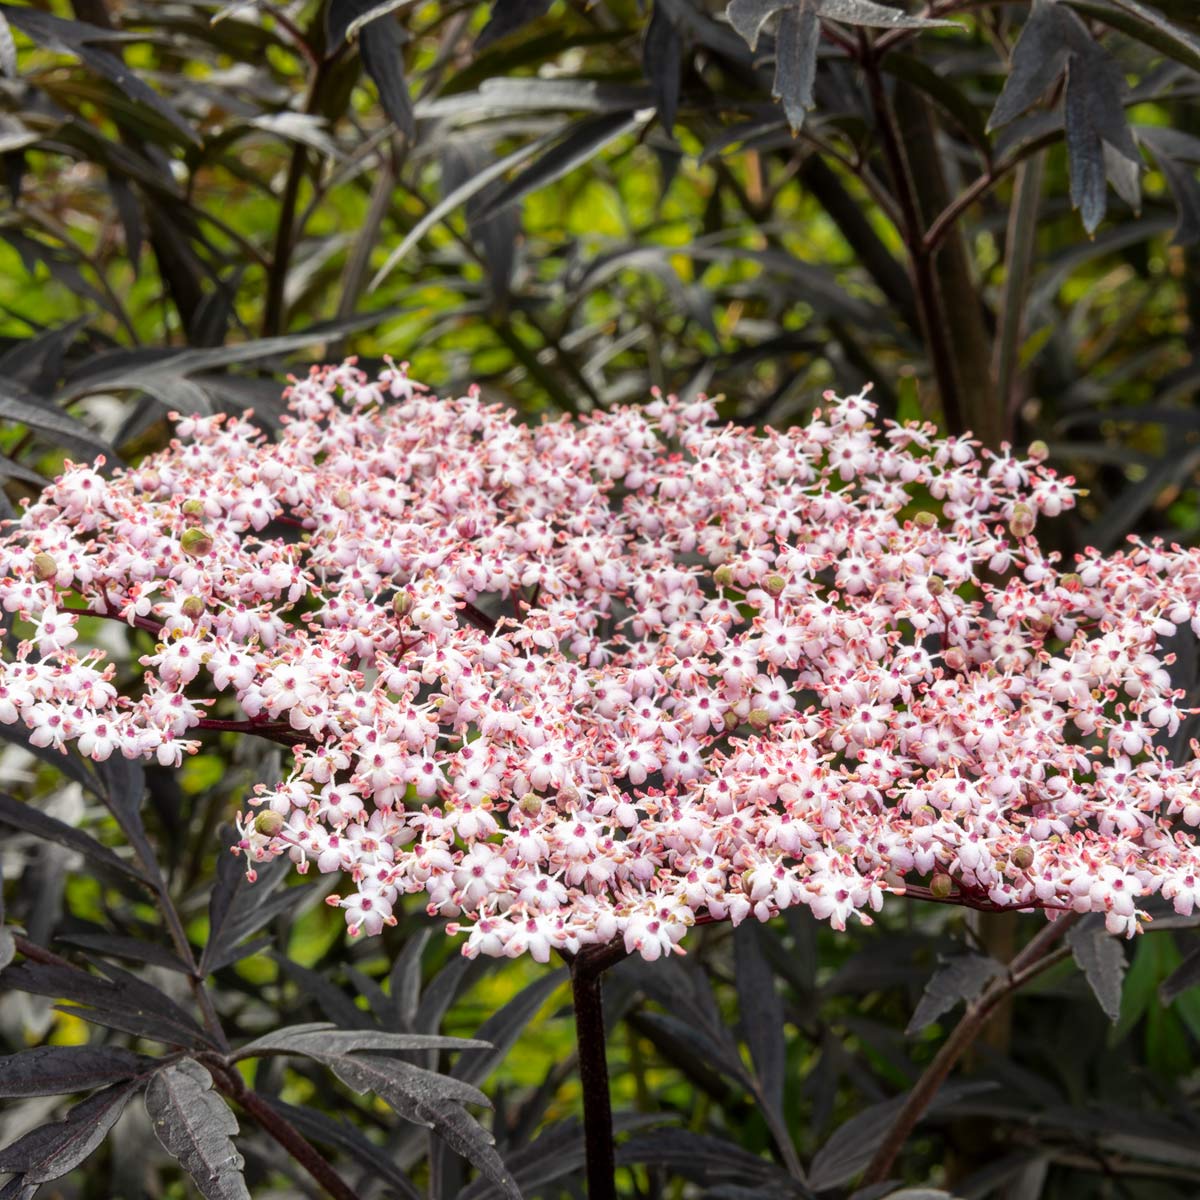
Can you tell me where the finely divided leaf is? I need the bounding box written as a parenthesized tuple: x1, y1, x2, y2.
(0, 1045, 143, 1097)
(268, 1099, 423, 1199)
(1063, 32, 1142, 233)
(734, 923, 786, 1121)
(9, 959, 214, 1049)
(1068, 917, 1127, 1020)
(233, 1021, 487, 1061)
(0, 1079, 140, 1182)
(200, 826, 293, 975)
(451, 968, 566, 1087)
(727, 0, 789, 52)
(474, 110, 651, 222)
(144, 1060, 249, 1200)
(987, 0, 1072, 132)
(773, 0, 821, 133)
(819, 0, 960, 28)
(1161, 943, 1200, 1004)
(359, 14, 415, 138)
(644, 2, 683, 131)
(475, 0, 553, 49)
(0, 792, 150, 885)
(0, 12, 13, 78)
(906, 954, 1005, 1035)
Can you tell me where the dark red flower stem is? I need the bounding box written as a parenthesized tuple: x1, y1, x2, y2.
(564, 939, 631, 1200)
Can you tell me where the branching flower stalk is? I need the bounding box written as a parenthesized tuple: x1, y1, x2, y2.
(3, 362, 1200, 1190)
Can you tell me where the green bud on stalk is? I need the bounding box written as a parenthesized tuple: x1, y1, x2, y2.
(32, 552, 58, 583)
(181, 528, 213, 557)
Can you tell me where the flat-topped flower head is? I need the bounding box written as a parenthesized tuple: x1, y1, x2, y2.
(2, 360, 1199, 958)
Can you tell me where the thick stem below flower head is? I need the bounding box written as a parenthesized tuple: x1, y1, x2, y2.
(567, 939, 630, 1199)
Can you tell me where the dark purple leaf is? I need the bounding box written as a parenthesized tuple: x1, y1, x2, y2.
(144, 1060, 249, 1200)
(987, 0, 1072, 131)
(0, 1045, 144, 1097)
(267, 1098, 422, 1200)
(1066, 917, 1128, 1019)
(359, 15, 415, 139)
(906, 954, 1005, 1034)
(450, 968, 566, 1087)
(734, 923, 786, 1120)
(644, 2, 683, 131)
(473, 110, 649, 222)
(9, 959, 214, 1049)
(200, 825, 292, 975)
(233, 1021, 486, 1061)
(0, 1079, 140, 1182)
(475, 0, 553, 50)
(0, 792, 150, 885)
(773, 0, 821, 133)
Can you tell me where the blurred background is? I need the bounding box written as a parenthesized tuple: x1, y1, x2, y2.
(2, 1, 1200, 1197)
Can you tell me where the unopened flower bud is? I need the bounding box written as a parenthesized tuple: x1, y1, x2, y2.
(1060, 573, 1081, 590)
(181, 499, 206, 520)
(180, 595, 205, 620)
(929, 872, 954, 899)
(518, 793, 541, 817)
(1010, 845, 1035, 870)
(392, 592, 413, 617)
(915, 511, 937, 529)
(723, 709, 741, 732)
(943, 647, 966, 672)
(455, 515, 477, 539)
(180, 528, 213, 557)
(32, 552, 58, 583)
(913, 805, 937, 827)
(1009, 502, 1036, 539)
(926, 575, 945, 596)
(1027, 440, 1049, 463)
(333, 488, 353, 509)
(764, 574, 786, 596)
(255, 810, 284, 837)
(747, 708, 772, 730)
(713, 564, 735, 589)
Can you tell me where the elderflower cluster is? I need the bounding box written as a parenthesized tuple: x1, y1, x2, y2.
(1, 361, 1199, 961)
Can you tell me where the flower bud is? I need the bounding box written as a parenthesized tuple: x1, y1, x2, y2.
(333, 489, 353, 509)
(926, 575, 945, 596)
(1060, 572, 1082, 590)
(764, 574, 786, 596)
(1010, 845, 1035, 870)
(747, 708, 772, 730)
(913, 805, 937, 827)
(180, 527, 213, 557)
(32, 552, 58, 583)
(915, 511, 937, 529)
(392, 591, 413, 616)
(181, 499, 206, 520)
(1027, 440, 1049, 463)
(255, 810, 284, 837)
(1008, 502, 1036, 539)
(181, 595, 205, 620)
(929, 872, 954, 899)
(944, 648, 967, 673)
(518, 793, 541, 817)
(723, 709, 741, 732)
(713, 564, 735, 589)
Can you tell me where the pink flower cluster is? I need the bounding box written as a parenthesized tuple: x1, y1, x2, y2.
(2, 361, 1199, 960)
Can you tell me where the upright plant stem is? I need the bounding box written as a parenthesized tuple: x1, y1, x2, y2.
(859, 35, 964, 436)
(862, 912, 1080, 1185)
(569, 940, 630, 1199)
